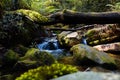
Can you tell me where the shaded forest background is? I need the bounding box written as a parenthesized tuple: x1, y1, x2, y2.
(0, 0, 120, 16)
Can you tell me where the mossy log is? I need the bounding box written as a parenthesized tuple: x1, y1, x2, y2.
(49, 10, 120, 24)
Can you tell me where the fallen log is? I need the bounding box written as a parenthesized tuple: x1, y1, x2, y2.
(49, 10, 120, 24)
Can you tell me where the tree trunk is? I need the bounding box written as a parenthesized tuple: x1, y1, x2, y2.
(49, 10, 120, 24)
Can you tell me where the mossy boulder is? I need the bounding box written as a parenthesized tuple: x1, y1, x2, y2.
(57, 31, 71, 46)
(0, 10, 48, 47)
(57, 31, 80, 48)
(15, 63, 78, 80)
(70, 44, 117, 70)
(85, 24, 120, 46)
(16, 9, 49, 23)
(12, 44, 29, 57)
(18, 48, 56, 67)
(19, 48, 39, 60)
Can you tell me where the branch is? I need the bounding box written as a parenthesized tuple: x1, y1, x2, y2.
(46, 25, 94, 31)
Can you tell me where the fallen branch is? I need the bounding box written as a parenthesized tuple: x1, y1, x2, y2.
(46, 25, 94, 31)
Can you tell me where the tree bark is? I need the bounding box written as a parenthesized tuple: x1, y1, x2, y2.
(49, 10, 120, 24)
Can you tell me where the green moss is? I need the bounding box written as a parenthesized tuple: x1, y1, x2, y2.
(93, 40, 100, 44)
(12, 45, 29, 57)
(63, 9, 76, 14)
(86, 24, 120, 46)
(19, 48, 39, 60)
(85, 29, 96, 37)
(70, 44, 116, 67)
(16, 9, 48, 23)
(101, 38, 106, 42)
(19, 48, 56, 66)
(65, 38, 69, 44)
(15, 63, 78, 80)
(88, 35, 118, 45)
(2, 49, 19, 66)
(57, 31, 71, 46)
(4, 50, 19, 62)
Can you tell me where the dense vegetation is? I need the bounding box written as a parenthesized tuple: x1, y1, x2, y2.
(0, 0, 120, 15)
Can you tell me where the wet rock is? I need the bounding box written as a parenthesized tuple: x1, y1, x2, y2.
(57, 31, 71, 45)
(85, 24, 120, 46)
(16, 9, 49, 23)
(51, 71, 120, 80)
(17, 48, 56, 68)
(57, 31, 80, 47)
(93, 42, 120, 52)
(70, 44, 116, 70)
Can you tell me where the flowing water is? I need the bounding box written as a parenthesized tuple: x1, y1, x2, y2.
(37, 37, 66, 58)
(37, 37, 59, 50)
(37, 33, 88, 58)
(82, 36, 87, 45)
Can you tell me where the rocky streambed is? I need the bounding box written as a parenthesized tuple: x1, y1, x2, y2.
(0, 9, 120, 80)
(57, 24, 120, 72)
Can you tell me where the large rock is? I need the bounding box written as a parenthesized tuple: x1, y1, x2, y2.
(16, 9, 48, 23)
(93, 42, 120, 52)
(0, 10, 49, 47)
(51, 71, 120, 80)
(57, 31, 80, 47)
(85, 24, 120, 46)
(17, 48, 56, 68)
(70, 44, 116, 69)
